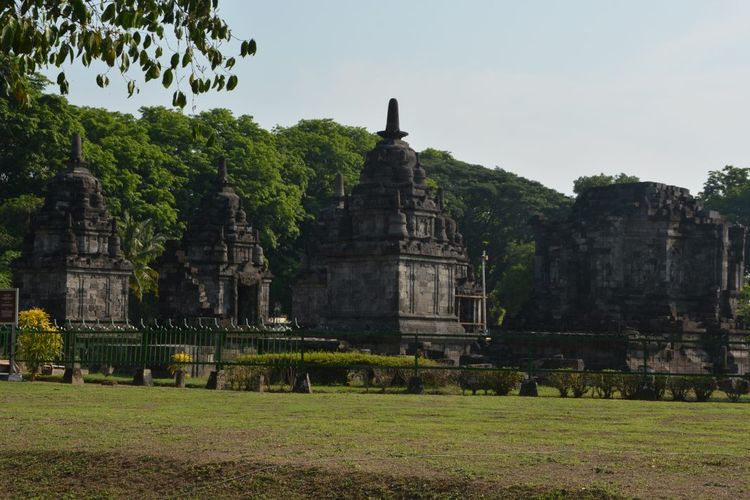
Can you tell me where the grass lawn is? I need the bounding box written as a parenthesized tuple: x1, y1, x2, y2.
(1, 382, 749, 499)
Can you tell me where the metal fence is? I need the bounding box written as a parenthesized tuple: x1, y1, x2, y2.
(1, 323, 748, 380)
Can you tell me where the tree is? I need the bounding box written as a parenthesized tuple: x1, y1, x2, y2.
(419, 149, 572, 325)
(0, 1, 256, 107)
(16, 307, 63, 380)
(118, 212, 166, 302)
(572, 173, 640, 195)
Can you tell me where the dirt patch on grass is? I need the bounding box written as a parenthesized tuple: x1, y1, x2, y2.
(1, 451, 624, 499)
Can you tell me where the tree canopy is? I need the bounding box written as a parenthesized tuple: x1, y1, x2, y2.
(572, 172, 640, 195)
(0, 0, 255, 107)
(0, 88, 575, 322)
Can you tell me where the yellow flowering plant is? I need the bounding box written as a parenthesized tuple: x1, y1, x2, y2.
(168, 351, 193, 376)
(17, 308, 63, 380)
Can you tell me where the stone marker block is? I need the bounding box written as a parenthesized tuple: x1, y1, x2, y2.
(133, 368, 153, 387)
(206, 370, 225, 390)
(407, 376, 424, 394)
(63, 364, 84, 385)
(293, 372, 312, 393)
(519, 378, 538, 397)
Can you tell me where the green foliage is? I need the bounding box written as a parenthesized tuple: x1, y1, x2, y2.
(491, 241, 534, 324)
(547, 369, 588, 398)
(419, 149, 572, 324)
(691, 376, 717, 402)
(0, 1, 255, 107)
(0, 250, 20, 287)
(572, 172, 640, 194)
(593, 369, 619, 399)
(16, 308, 62, 380)
(235, 351, 437, 369)
(118, 212, 166, 302)
(666, 376, 692, 401)
(226, 364, 271, 391)
(458, 368, 523, 395)
(718, 377, 749, 402)
(616, 373, 642, 400)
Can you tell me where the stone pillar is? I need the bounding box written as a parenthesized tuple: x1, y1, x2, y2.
(62, 363, 84, 385)
(206, 370, 225, 390)
(133, 368, 153, 387)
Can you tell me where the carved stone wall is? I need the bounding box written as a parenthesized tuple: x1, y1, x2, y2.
(157, 158, 272, 323)
(527, 182, 746, 332)
(292, 99, 483, 333)
(12, 134, 132, 322)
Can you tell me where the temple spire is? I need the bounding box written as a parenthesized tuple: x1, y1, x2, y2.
(377, 98, 408, 140)
(217, 156, 228, 185)
(68, 133, 85, 171)
(334, 172, 345, 198)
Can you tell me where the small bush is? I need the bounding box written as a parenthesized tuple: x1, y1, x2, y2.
(488, 369, 524, 396)
(547, 370, 572, 397)
(421, 368, 458, 389)
(691, 376, 717, 402)
(617, 374, 642, 400)
(666, 376, 692, 401)
(226, 365, 272, 391)
(16, 308, 63, 380)
(570, 372, 589, 398)
(458, 369, 492, 395)
(593, 370, 619, 399)
(718, 377, 750, 402)
(653, 375, 668, 400)
(168, 352, 192, 375)
(547, 370, 589, 398)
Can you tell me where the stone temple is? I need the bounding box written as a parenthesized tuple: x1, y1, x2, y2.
(527, 182, 746, 333)
(157, 158, 272, 323)
(12, 134, 132, 322)
(292, 98, 484, 333)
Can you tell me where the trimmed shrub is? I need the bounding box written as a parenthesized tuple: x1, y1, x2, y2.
(616, 374, 642, 400)
(718, 377, 750, 403)
(653, 375, 668, 400)
(235, 351, 438, 387)
(421, 368, 458, 389)
(691, 376, 717, 402)
(548, 370, 589, 398)
(666, 376, 692, 401)
(593, 370, 619, 399)
(488, 369, 524, 396)
(570, 372, 590, 398)
(547, 370, 572, 397)
(458, 369, 494, 395)
(226, 365, 272, 391)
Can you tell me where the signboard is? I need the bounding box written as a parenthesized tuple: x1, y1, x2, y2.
(0, 288, 19, 325)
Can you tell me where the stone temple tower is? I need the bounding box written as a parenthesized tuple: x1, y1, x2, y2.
(292, 98, 483, 333)
(157, 157, 272, 323)
(13, 134, 133, 322)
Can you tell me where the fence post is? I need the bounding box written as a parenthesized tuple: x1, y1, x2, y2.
(407, 333, 423, 394)
(206, 327, 226, 390)
(132, 327, 153, 386)
(62, 329, 84, 384)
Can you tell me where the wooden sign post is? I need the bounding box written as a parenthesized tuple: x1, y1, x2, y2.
(0, 288, 21, 381)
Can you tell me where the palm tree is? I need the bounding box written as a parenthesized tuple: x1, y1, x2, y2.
(118, 212, 167, 302)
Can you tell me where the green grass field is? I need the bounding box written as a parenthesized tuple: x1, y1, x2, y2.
(2, 382, 749, 499)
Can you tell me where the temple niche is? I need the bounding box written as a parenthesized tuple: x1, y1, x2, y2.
(527, 182, 746, 333)
(157, 158, 272, 323)
(292, 98, 484, 333)
(12, 134, 133, 322)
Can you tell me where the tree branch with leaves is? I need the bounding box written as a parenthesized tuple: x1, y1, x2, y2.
(0, 0, 256, 107)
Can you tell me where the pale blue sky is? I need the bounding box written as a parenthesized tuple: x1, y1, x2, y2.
(51, 1, 750, 195)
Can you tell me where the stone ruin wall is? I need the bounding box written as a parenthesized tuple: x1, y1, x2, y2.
(528, 182, 746, 333)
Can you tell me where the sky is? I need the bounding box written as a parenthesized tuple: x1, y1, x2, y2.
(51, 0, 750, 196)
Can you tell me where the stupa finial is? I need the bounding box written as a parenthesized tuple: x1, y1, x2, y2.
(68, 133, 85, 170)
(218, 156, 228, 184)
(377, 98, 408, 140)
(334, 172, 345, 198)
